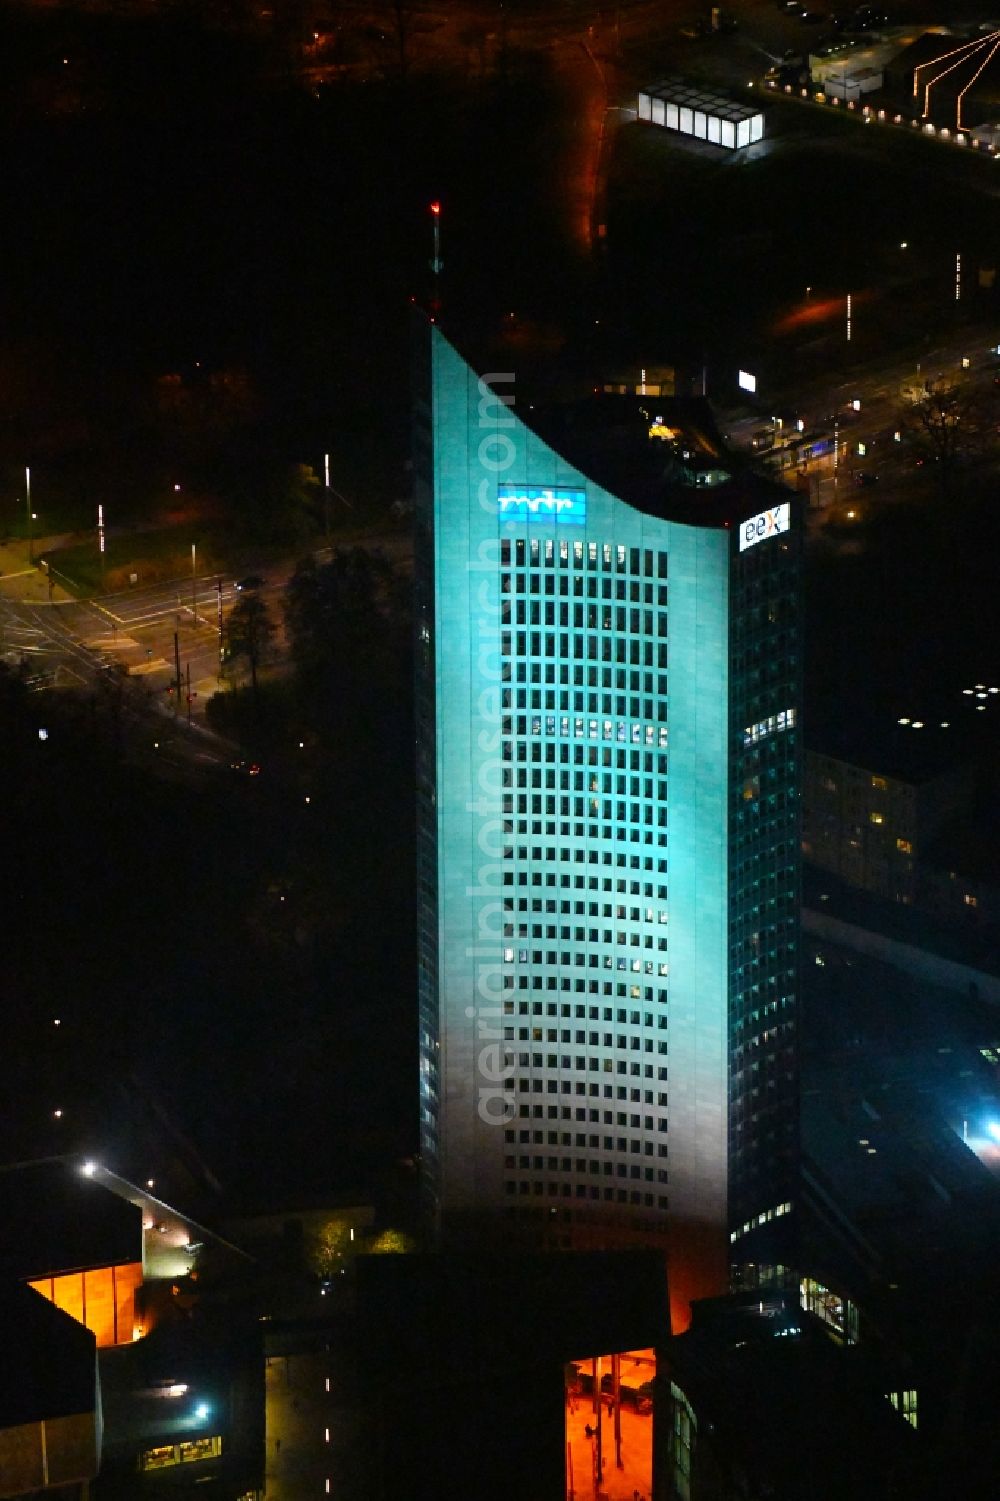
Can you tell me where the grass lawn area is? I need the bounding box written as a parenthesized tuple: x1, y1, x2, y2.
(605, 100, 1000, 378)
(41, 529, 222, 597)
(1, 493, 94, 543)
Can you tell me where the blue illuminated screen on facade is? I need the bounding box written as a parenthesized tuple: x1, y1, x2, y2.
(497, 484, 587, 524)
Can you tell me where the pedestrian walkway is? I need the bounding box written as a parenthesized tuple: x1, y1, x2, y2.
(264, 1351, 334, 1501)
(0, 539, 74, 603)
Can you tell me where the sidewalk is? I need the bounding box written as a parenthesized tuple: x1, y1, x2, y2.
(0, 538, 75, 604)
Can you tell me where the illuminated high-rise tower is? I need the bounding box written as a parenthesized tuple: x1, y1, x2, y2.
(414, 325, 801, 1324)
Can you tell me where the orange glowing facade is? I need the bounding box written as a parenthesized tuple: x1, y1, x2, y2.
(29, 1261, 143, 1347)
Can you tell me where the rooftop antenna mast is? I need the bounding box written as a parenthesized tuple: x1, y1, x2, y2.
(429, 200, 443, 310)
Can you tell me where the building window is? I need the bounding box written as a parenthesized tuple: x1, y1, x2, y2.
(964, 893, 978, 908)
(888, 1390, 918, 1430)
(896, 838, 912, 854)
(178, 1436, 223, 1464)
(140, 1436, 222, 1471)
(871, 776, 888, 790)
(140, 1446, 178, 1471)
(869, 812, 884, 826)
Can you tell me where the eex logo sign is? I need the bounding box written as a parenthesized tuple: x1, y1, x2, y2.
(497, 485, 587, 524)
(739, 502, 790, 553)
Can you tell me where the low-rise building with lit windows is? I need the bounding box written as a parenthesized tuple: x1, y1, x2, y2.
(804, 738, 975, 909)
(0, 1157, 263, 1499)
(96, 1316, 264, 1501)
(0, 1281, 101, 1499)
(0, 1157, 246, 1346)
(662, 1289, 920, 1501)
(414, 324, 803, 1327)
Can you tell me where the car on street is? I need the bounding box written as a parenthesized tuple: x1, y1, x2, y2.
(235, 575, 265, 592)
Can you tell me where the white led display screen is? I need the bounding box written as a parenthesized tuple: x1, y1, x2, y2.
(739, 503, 790, 553)
(497, 485, 587, 524)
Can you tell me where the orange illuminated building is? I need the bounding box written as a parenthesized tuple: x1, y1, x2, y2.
(29, 1260, 143, 1347)
(565, 1348, 655, 1501)
(0, 1158, 147, 1350)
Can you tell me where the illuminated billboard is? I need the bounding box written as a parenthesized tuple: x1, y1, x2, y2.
(497, 485, 586, 524)
(739, 502, 790, 552)
(738, 370, 757, 394)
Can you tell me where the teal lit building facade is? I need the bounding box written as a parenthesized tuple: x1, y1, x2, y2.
(415, 326, 800, 1320)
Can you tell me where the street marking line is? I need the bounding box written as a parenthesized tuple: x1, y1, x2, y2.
(85, 635, 140, 649)
(90, 600, 125, 626)
(129, 658, 171, 675)
(119, 607, 223, 629)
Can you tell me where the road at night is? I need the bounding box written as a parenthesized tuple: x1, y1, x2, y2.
(722, 319, 1000, 521)
(0, 522, 412, 758)
(0, 577, 238, 778)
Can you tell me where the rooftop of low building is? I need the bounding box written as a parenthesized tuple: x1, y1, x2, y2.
(0, 1281, 97, 1429)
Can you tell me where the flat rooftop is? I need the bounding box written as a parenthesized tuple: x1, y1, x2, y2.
(803, 867, 1000, 976)
(0, 1158, 141, 1281)
(0, 1282, 97, 1427)
(639, 77, 762, 125)
(669, 1294, 917, 1498)
(518, 391, 792, 529)
(806, 718, 968, 784)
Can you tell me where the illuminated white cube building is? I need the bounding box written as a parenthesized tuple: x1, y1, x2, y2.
(638, 79, 764, 151)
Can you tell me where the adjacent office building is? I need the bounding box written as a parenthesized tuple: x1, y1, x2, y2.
(415, 325, 801, 1323)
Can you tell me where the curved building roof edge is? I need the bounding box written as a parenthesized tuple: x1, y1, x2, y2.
(426, 319, 796, 533)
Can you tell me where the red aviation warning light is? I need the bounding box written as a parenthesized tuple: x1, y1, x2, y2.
(429, 200, 443, 289)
